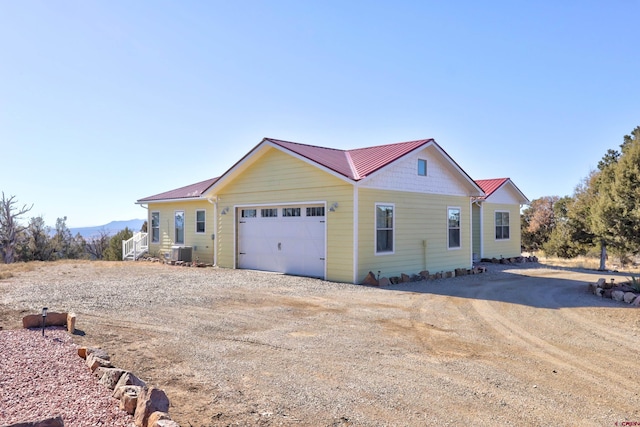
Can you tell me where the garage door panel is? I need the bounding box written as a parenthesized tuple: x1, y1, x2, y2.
(237, 205, 325, 278)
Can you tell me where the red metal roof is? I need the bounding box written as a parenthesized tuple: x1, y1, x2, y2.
(475, 178, 510, 199)
(137, 177, 219, 203)
(267, 138, 434, 181)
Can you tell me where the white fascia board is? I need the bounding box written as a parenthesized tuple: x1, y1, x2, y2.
(429, 142, 484, 196)
(357, 141, 433, 185)
(135, 197, 202, 205)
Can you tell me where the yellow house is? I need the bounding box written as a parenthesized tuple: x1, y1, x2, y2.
(135, 138, 527, 284)
(473, 178, 529, 261)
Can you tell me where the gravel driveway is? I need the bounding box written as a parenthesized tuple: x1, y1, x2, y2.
(1, 261, 638, 426)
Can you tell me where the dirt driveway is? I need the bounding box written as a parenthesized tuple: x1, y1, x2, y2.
(1, 261, 639, 426)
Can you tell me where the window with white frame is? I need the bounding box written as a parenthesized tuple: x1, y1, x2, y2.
(282, 207, 301, 217)
(495, 211, 510, 240)
(175, 211, 185, 244)
(418, 159, 427, 176)
(306, 207, 325, 217)
(241, 209, 257, 218)
(261, 208, 277, 217)
(196, 210, 205, 233)
(448, 207, 461, 249)
(151, 212, 159, 243)
(376, 204, 394, 253)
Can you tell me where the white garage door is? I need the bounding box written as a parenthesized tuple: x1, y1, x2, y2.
(237, 204, 325, 278)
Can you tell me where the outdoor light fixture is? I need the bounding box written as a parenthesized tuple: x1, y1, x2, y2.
(221, 207, 230, 215)
(329, 202, 339, 212)
(42, 307, 48, 337)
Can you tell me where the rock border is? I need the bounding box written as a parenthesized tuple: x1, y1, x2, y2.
(17, 313, 180, 427)
(361, 256, 539, 286)
(588, 278, 640, 306)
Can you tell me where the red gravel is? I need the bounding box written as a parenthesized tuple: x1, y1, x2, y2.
(0, 327, 134, 427)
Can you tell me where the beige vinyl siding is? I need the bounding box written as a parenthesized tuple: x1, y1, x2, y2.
(472, 203, 481, 260)
(214, 147, 354, 283)
(357, 188, 472, 282)
(482, 202, 522, 259)
(146, 200, 215, 264)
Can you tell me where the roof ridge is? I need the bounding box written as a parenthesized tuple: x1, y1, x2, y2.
(266, 138, 347, 153)
(344, 151, 360, 180)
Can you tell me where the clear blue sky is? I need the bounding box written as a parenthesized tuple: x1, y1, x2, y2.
(1, 1, 638, 227)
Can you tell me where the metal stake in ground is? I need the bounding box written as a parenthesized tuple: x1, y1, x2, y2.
(41, 307, 47, 337)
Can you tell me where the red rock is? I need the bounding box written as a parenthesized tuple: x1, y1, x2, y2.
(361, 271, 379, 286)
(112, 372, 147, 397)
(378, 277, 390, 287)
(147, 412, 171, 427)
(134, 387, 170, 427)
(67, 313, 76, 333)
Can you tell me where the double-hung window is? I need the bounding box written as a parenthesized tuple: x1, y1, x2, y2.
(376, 204, 394, 253)
(151, 212, 159, 243)
(196, 210, 206, 233)
(448, 207, 461, 249)
(496, 211, 510, 240)
(175, 211, 185, 244)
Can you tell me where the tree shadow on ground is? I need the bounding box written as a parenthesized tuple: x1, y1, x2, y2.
(374, 262, 636, 310)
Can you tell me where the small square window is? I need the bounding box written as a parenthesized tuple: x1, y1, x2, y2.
(306, 207, 325, 217)
(241, 209, 257, 218)
(283, 207, 301, 217)
(261, 208, 278, 218)
(418, 159, 427, 176)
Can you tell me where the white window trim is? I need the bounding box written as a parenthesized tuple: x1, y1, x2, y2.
(151, 211, 160, 243)
(447, 206, 462, 251)
(174, 210, 185, 245)
(375, 203, 395, 256)
(495, 210, 511, 241)
(195, 209, 206, 234)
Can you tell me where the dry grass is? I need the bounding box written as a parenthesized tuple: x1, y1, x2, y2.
(0, 262, 39, 280)
(538, 255, 640, 275)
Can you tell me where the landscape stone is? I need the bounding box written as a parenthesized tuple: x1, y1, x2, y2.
(85, 348, 110, 360)
(587, 283, 596, 294)
(3, 416, 64, 427)
(147, 412, 171, 427)
(596, 288, 604, 297)
(603, 289, 613, 299)
(113, 373, 147, 397)
(154, 421, 180, 427)
(419, 270, 429, 280)
(623, 292, 637, 304)
(67, 313, 76, 333)
(86, 354, 113, 372)
(633, 296, 640, 306)
(134, 387, 170, 427)
(401, 273, 410, 283)
(596, 278, 606, 287)
(611, 290, 625, 302)
(361, 271, 378, 286)
(99, 368, 126, 390)
(117, 386, 143, 415)
(378, 277, 390, 287)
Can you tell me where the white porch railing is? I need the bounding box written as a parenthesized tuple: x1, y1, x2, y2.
(122, 232, 149, 261)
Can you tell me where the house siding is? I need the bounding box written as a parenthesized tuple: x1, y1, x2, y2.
(481, 202, 522, 259)
(472, 203, 481, 260)
(213, 147, 355, 283)
(146, 200, 215, 263)
(357, 188, 472, 282)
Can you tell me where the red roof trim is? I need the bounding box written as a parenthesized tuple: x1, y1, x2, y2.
(137, 177, 219, 203)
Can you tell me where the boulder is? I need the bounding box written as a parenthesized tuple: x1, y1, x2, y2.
(147, 412, 171, 427)
(154, 421, 180, 427)
(86, 354, 113, 372)
(118, 386, 142, 415)
(23, 312, 70, 329)
(401, 273, 410, 283)
(99, 368, 126, 390)
(611, 290, 625, 302)
(80, 347, 109, 361)
(596, 287, 604, 297)
(624, 292, 637, 304)
(435, 272, 443, 279)
(114, 385, 143, 400)
(633, 296, 640, 306)
(134, 387, 170, 427)
(361, 271, 379, 286)
(67, 313, 76, 334)
(419, 270, 429, 280)
(378, 277, 390, 287)
(3, 416, 64, 427)
(603, 289, 613, 299)
(445, 271, 453, 278)
(113, 373, 147, 397)
(389, 276, 399, 284)
(587, 283, 597, 295)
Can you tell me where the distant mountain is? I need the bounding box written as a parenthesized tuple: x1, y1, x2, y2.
(70, 219, 145, 238)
